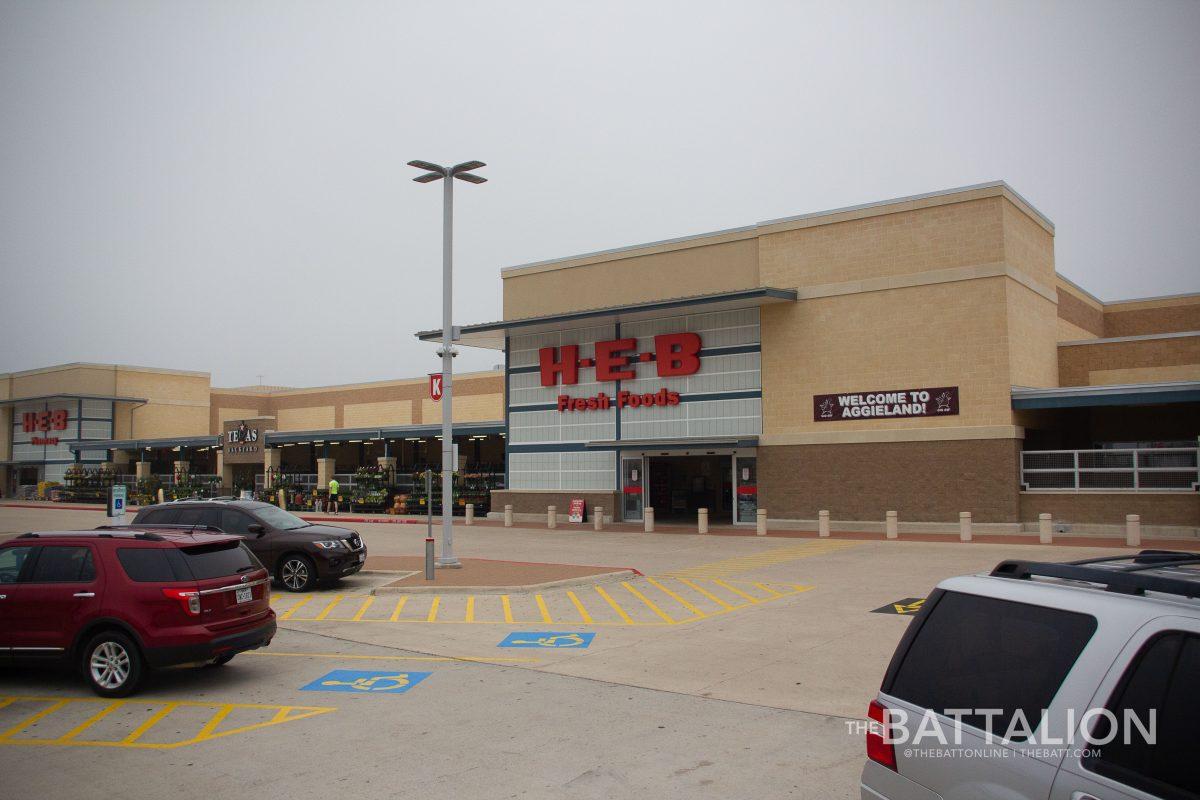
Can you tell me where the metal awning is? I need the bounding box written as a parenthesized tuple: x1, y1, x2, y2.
(0, 393, 148, 407)
(584, 436, 759, 451)
(415, 287, 798, 350)
(264, 421, 505, 446)
(69, 435, 221, 453)
(1012, 381, 1200, 410)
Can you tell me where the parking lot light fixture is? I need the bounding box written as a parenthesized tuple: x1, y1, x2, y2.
(408, 158, 487, 568)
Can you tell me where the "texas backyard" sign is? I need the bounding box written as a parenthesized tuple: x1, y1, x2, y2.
(813, 386, 959, 422)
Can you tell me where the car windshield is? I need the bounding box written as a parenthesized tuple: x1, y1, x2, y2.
(250, 504, 310, 530)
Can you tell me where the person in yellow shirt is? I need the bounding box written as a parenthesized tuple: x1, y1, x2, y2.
(328, 477, 340, 515)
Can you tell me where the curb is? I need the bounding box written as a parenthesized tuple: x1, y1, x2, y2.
(369, 568, 639, 596)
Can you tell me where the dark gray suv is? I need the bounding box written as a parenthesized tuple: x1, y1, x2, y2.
(130, 500, 365, 592)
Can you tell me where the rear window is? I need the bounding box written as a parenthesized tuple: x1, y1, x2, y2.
(178, 541, 262, 580)
(116, 548, 190, 582)
(137, 508, 179, 525)
(883, 590, 1096, 739)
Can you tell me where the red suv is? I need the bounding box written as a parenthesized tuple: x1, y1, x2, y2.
(0, 526, 276, 697)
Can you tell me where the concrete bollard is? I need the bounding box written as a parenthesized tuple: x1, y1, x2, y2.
(698, 508, 709, 534)
(503, 504, 513, 527)
(886, 511, 898, 539)
(157, 488, 164, 504)
(1038, 513, 1053, 544)
(594, 507, 604, 531)
(818, 510, 830, 538)
(959, 511, 972, 542)
(278, 491, 287, 511)
(547, 506, 557, 529)
(756, 508, 767, 536)
(644, 507, 655, 533)
(1125, 514, 1141, 547)
(465, 503, 474, 526)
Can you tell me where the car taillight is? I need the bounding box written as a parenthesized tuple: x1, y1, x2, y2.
(162, 588, 201, 617)
(867, 699, 897, 771)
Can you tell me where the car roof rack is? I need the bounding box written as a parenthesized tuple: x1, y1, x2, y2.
(18, 529, 167, 541)
(991, 549, 1200, 600)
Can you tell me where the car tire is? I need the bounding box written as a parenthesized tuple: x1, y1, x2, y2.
(205, 653, 235, 668)
(279, 553, 317, 592)
(83, 631, 144, 698)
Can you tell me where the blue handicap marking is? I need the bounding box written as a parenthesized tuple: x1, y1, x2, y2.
(114, 498, 124, 510)
(300, 669, 432, 694)
(498, 631, 596, 649)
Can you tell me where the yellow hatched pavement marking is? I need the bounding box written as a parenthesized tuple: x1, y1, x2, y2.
(195, 706, 233, 740)
(60, 700, 125, 742)
(351, 597, 375, 621)
(535, 594, 553, 624)
(566, 590, 593, 623)
(501, 594, 514, 623)
(713, 579, 761, 604)
(0, 699, 69, 740)
(677, 577, 734, 609)
(645, 577, 704, 618)
(123, 702, 179, 743)
(595, 585, 635, 624)
(622, 581, 676, 624)
(426, 596, 441, 622)
(278, 596, 311, 620)
(755, 582, 782, 597)
(464, 596, 476, 623)
(389, 596, 409, 621)
(314, 595, 344, 621)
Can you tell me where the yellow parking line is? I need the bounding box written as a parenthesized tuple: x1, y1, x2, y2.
(535, 594, 553, 624)
(0, 699, 69, 740)
(59, 700, 125, 742)
(595, 585, 635, 624)
(122, 702, 178, 744)
(645, 577, 704, 618)
(426, 596, 440, 623)
(314, 595, 344, 621)
(194, 706, 233, 740)
(278, 596, 311, 620)
(622, 581, 676, 624)
(501, 594, 514, 623)
(677, 577, 734, 609)
(566, 590, 593, 623)
(351, 597, 375, 621)
(465, 596, 475, 623)
(714, 579, 760, 604)
(755, 582, 782, 597)
(389, 596, 408, 621)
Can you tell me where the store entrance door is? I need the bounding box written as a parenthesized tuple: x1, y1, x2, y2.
(646, 455, 732, 523)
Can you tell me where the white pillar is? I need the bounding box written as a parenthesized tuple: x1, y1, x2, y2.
(277, 489, 287, 511)
(1039, 513, 1053, 544)
(593, 507, 604, 531)
(503, 504, 513, 527)
(465, 503, 474, 526)
(756, 508, 767, 536)
(547, 505, 556, 529)
(644, 507, 655, 533)
(885, 510, 898, 539)
(1125, 514, 1141, 547)
(316, 457, 336, 490)
(959, 511, 972, 542)
(697, 507, 709, 534)
(818, 510, 830, 538)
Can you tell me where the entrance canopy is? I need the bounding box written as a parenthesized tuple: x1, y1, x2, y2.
(585, 436, 759, 451)
(1012, 381, 1200, 410)
(416, 287, 797, 350)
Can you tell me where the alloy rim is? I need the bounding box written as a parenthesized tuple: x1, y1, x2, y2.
(282, 559, 309, 590)
(90, 641, 130, 689)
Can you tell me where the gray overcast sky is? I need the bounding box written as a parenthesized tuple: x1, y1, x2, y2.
(2, 1, 1197, 387)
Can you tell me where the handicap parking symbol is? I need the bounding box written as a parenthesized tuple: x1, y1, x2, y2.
(300, 669, 431, 693)
(498, 631, 596, 649)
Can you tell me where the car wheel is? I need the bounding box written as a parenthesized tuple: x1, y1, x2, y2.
(205, 653, 235, 668)
(83, 631, 143, 698)
(279, 554, 317, 592)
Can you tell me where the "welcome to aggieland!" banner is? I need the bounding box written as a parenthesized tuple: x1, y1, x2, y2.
(813, 386, 959, 422)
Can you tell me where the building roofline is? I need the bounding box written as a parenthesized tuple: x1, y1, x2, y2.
(0, 362, 210, 381)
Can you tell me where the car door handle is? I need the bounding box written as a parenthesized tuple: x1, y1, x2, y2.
(73, 592, 95, 598)
(0, 594, 6, 600)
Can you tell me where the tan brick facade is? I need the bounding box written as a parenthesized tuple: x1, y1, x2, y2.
(1058, 334, 1200, 387)
(1019, 492, 1199, 528)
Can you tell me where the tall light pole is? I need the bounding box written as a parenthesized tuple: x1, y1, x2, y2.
(408, 159, 486, 567)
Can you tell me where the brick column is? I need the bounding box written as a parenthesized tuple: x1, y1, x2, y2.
(317, 458, 336, 489)
(216, 450, 234, 490)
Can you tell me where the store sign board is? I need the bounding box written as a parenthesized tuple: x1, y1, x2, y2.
(542, 332, 700, 413)
(567, 498, 585, 523)
(813, 387, 959, 422)
(23, 409, 69, 433)
(429, 373, 443, 401)
(223, 418, 267, 464)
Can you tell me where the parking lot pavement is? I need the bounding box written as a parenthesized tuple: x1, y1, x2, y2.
(0, 505, 1151, 798)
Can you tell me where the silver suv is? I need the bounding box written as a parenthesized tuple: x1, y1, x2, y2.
(861, 550, 1197, 800)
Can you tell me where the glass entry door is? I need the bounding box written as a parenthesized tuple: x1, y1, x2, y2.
(621, 456, 644, 522)
(733, 456, 758, 524)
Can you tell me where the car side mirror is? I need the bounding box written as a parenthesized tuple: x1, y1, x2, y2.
(247, 524, 265, 536)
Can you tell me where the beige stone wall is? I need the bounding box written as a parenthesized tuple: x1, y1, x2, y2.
(1088, 364, 1200, 385)
(1057, 318, 1098, 342)
(128, 404, 210, 439)
(1006, 280, 1060, 390)
(761, 277, 1015, 438)
(1103, 294, 1200, 337)
(502, 236, 759, 319)
(1059, 334, 1200, 386)
(420, 392, 502, 424)
(343, 399, 413, 428)
(1002, 199, 1056, 287)
(216, 406, 263, 426)
(278, 405, 336, 431)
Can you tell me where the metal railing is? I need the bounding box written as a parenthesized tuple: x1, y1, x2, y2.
(1021, 447, 1199, 492)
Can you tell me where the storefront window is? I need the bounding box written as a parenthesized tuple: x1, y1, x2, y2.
(622, 457, 643, 521)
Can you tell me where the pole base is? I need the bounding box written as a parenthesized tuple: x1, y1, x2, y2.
(435, 558, 463, 569)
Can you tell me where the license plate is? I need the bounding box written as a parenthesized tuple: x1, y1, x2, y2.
(357, 553, 365, 563)
(235, 586, 253, 604)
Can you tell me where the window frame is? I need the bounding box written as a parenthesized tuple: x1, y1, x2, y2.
(24, 544, 98, 584)
(0, 545, 36, 585)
